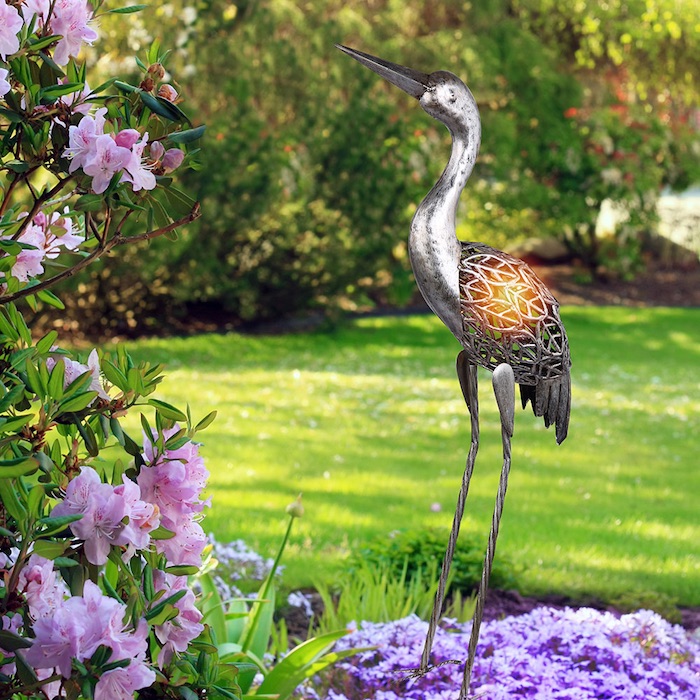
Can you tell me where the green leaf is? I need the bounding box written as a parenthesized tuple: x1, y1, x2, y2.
(0, 479, 27, 523)
(76, 419, 99, 457)
(108, 4, 148, 13)
(14, 651, 39, 685)
(147, 603, 179, 626)
(38, 82, 84, 103)
(0, 456, 38, 478)
(48, 359, 65, 400)
(114, 79, 139, 94)
(148, 399, 187, 422)
(63, 369, 95, 400)
(194, 410, 217, 432)
(147, 38, 161, 65)
(168, 125, 206, 144)
(36, 329, 59, 354)
(0, 107, 24, 123)
(57, 391, 98, 414)
(110, 417, 125, 445)
(36, 289, 65, 310)
(139, 90, 189, 123)
(32, 539, 67, 560)
(0, 630, 33, 651)
(37, 513, 83, 537)
(27, 483, 44, 517)
(54, 556, 79, 568)
(164, 565, 200, 576)
(74, 193, 105, 211)
(28, 34, 61, 52)
(146, 589, 187, 621)
(0, 413, 33, 434)
(197, 573, 227, 644)
(150, 525, 175, 540)
(24, 358, 45, 396)
(101, 360, 128, 391)
(255, 629, 349, 699)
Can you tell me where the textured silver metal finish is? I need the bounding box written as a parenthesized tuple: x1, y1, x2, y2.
(339, 45, 572, 699)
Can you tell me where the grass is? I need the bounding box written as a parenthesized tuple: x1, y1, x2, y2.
(113, 307, 700, 606)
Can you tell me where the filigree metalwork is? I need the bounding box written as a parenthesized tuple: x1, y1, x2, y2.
(459, 242, 570, 386)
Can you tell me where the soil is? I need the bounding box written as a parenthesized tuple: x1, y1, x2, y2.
(482, 589, 700, 633)
(280, 588, 700, 643)
(529, 261, 700, 308)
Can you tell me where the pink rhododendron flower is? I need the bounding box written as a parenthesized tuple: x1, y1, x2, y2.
(52, 466, 158, 562)
(138, 428, 209, 565)
(64, 108, 107, 172)
(157, 516, 207, 567)
(95, 661, 156, 700)
(152, 572, 204, 667)
(0, 2, 22, 60)
(22, 0, 98, 66)
(0, 67, 10, 98)
(18, 554, 69, 619)
(0, 613, 23, 675)
(83, 134, 132, 194)
(25, 596, 88, 676)
(113, 476, 160, 553)
(5, 209, 82, 283)
(123, 133, 156, 191)
(52, 466, 126, 565)
(46, 348, 109, 401)
(26, 581, 150, 679)
(10, 229, 45, 282)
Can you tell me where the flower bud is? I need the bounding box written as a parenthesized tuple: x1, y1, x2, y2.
(157, 84, 178, 102)
(149, 140, 165, 161)
(139, 77, 155, 92)
(147, 63, 166, 80)
(285, 493, 304, 519)
(114, 128, 141, 149)
(162, 148, 185, 173)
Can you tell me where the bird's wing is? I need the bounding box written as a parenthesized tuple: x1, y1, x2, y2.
(459, 242, 571, 443)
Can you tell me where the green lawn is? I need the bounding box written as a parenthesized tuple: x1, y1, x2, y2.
(117, 307, 700, 606)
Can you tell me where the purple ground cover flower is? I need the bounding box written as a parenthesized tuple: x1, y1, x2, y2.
(301, 608, 700, 700)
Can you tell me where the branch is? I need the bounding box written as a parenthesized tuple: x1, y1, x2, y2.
(9, 176, 75, 241)
(0, 203, 201, 305)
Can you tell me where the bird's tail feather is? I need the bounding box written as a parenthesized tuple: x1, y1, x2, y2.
(520, 373, 570, 444)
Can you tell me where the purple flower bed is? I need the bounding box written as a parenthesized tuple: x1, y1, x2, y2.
(300, 608, 700, 699)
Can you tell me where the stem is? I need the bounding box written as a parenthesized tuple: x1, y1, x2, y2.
(5, 536, 32, 597)
(0, 204, 200, 305)
(0, 670, 62, 700)
(9, 176, 75, 241)
(240, 514, 295, 652)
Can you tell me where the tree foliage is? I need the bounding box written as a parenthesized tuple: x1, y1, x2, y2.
(54, 0, 700, 334)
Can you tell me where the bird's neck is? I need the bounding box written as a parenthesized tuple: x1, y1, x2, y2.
(409, 120, 481, 339)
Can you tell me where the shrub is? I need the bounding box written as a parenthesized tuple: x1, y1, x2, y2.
(353, 528, 519, 596)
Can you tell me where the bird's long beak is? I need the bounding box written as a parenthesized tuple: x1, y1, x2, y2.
(336, 45, 429, 99)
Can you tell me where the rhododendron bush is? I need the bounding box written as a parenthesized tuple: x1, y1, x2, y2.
(0, 1, 241, 698)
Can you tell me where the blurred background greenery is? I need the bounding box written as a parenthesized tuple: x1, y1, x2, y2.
(47, 0, 700, 336)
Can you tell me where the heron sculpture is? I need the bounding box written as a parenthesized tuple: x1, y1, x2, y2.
(337, 45, 572, 699)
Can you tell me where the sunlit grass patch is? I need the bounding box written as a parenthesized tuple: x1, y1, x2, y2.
(115, 307, 700, 606)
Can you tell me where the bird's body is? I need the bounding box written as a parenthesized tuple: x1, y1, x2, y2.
(338, 44, 572, 699)
(405, 66, 571, 442)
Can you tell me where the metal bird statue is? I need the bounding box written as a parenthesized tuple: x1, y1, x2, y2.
(337, 45, 571, 699)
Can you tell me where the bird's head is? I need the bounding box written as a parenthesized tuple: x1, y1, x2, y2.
(337, 45, 479, 133)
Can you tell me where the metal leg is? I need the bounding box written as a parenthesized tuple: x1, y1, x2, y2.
(459, 364, 515, 700)
(420, 351, 479, 674)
